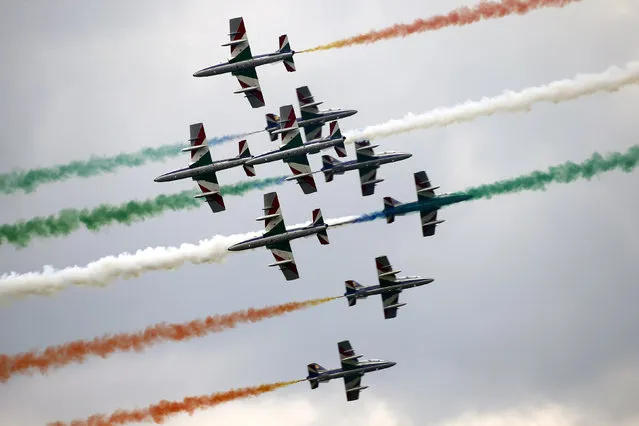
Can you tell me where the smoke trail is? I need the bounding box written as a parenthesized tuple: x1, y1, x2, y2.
(0, 296, 338, 382)
(348, 144, 639, 225)
(344, 61, 639, 143)
(301, 0, 580, 53)
(48, 380, 302, 426)
(0, 134, 242, 195)
(0, 176, 286, 248)
(3, 146, 636, 302)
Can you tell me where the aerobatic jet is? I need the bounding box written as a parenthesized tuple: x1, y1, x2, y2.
(306, 340, 396, 402)
(383, 171, 472, 237)
(227, 192, 329, 281)
(259, 105, 320, 194)
(265, 86, 357, 141)
(247, 119, 347, 175)
(319, 140, 412, 196)
(345, 255, 434, 319)
(154, 123, 254, 213)
(192, 17, 296, 108)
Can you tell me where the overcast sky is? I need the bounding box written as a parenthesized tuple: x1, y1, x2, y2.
(1, 0, 638, 425)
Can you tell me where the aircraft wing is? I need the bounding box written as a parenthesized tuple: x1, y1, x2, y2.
(233, 67, 265, 108)
(420, 209, 439, 237)
(343, 373, 364, 402)
(266, 240, 299, 281)
(358, 166, 379, 196)
(302, 123, 323, 141)
(381, 290, 402, 319)
(195, 172, 225, 212)
(285, 153, 317, 194)
(226, 18, 264, 108)
(376, 256, 398, 286)
(260, 192, 299, 280)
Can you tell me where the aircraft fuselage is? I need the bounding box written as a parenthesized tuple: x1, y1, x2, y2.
(193, 51, 295, 77)
(311, 361, 396, 383)
(154, 157, 249, 182)
(394, 193, 474, 217)
(299, 109, 358, 127)
(328, 152, 412, 174)
(247, 137, 346, 166)
(354, 278, 434, 299)
(227, 224, 328, 251)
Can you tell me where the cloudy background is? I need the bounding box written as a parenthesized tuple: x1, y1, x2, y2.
(1, 0, 638, 424)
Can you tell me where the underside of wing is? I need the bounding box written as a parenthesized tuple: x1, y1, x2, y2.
(267, 241, 299, 281)
(285, 154, 317, 194)
(195, 172, 225, 212)
(421, 209, 439, 237)
(381, 290, 402, 319)
(302, 123, 322, 141)
(228, 17, 253, 63)
(343, 374, 363, 402)
(358, 167, 379, 196)
(233, 67, 264, 108)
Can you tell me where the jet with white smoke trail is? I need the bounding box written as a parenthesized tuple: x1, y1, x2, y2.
(343, 61, 639, 143)
(1, 145, 637, 302)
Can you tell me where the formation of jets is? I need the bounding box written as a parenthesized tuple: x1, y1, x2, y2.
(158, 16, 468, 402)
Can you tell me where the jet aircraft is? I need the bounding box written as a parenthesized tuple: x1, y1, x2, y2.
(154, 123, 254, 213)
(383, 171, 472, 236)
(247, 120, 347, 183)
(192, 17, 296, 108)
(265, 86, 357, 141)
(319, 140, 412, 196)
(306, 340, 396, 402)
(261, 105, 320, 194)
(345, 255, 434, 319)
(227, 192, 329, 280)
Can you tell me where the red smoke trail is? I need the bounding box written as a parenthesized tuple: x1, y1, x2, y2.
(48, 380, 303, 425)
(0, 297, 339, 382)
(301, 0, 581, 52)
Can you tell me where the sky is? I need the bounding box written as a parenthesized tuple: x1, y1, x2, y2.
(1, 0, 638, 425)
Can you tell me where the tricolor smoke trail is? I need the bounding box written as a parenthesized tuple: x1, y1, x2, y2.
(301, 0, 580, 53)
(344, 61, 639, 143)
(0, 133, 243, 195)
(2, 145, 636, 302)
(0, 176, 286, 248)
(0, 296, 338, 382)
(48, 380, 302, 426)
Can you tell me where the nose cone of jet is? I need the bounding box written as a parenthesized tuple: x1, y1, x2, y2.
(344, 109, 358, 118)
(193, 68, 210, 78)
(386, 361, 397, 369)
(154, 173, 170, 183)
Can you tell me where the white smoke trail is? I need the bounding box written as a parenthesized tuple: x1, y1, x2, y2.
(344, 60, 639, 143)
(0, 217, 357, 301)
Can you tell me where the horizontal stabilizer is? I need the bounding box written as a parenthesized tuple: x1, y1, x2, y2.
(268, 259, 295, 267)
(346, 386, 369, 393)
(193, 190, 220, 198)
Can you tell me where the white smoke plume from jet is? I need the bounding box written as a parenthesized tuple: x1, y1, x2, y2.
(0, 217, 358, 301)
(344, 60, 639, 143)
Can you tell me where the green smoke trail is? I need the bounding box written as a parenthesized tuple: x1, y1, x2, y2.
(351, 144, 639, 224)
(0, 135, 240, 195)
(462, 144, 639, 200)
(0, 176, 286, 248)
